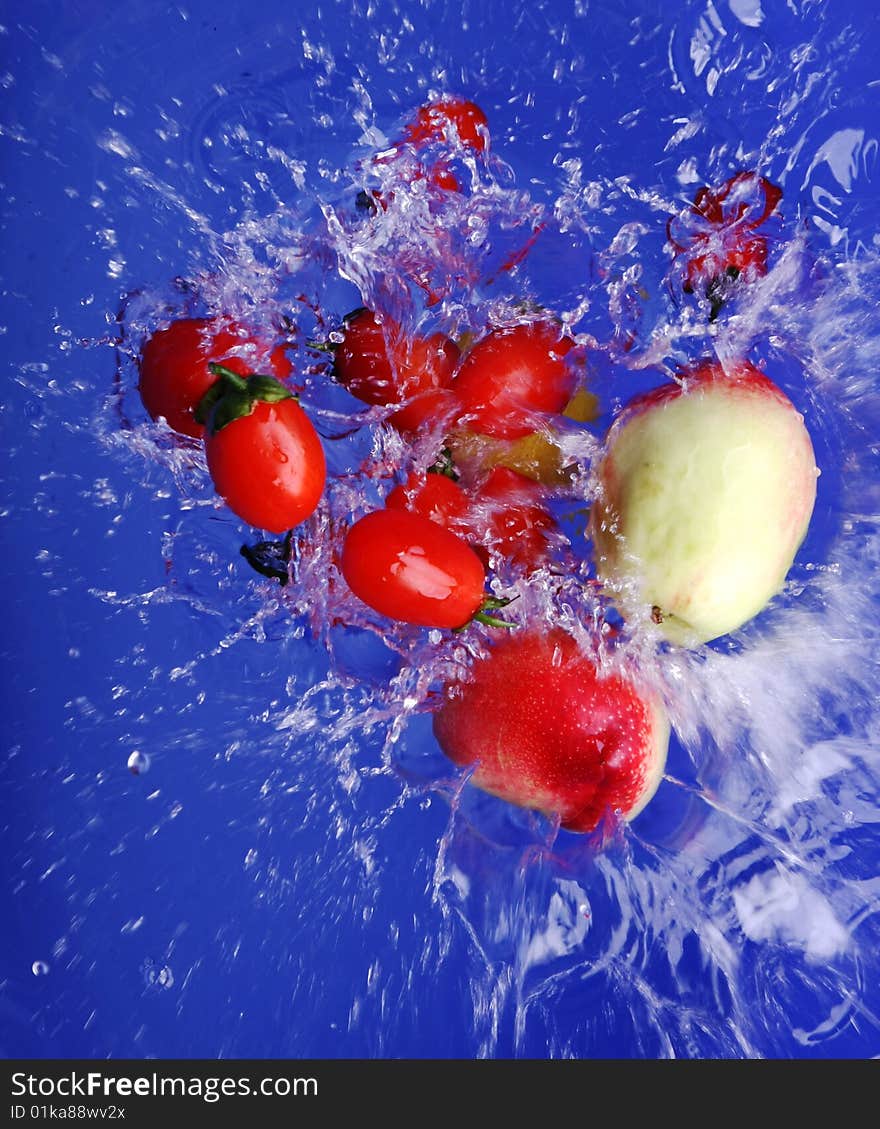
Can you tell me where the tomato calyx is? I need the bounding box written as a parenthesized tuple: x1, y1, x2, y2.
(196, 363, 296, 435)
(702, 264, 742, 322)
(240, 530, 294, 585)
(428, 447, 459, 481)
(355, 189, 379, 214)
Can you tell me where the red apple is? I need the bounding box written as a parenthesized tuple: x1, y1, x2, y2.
(432, 629, 669, 833)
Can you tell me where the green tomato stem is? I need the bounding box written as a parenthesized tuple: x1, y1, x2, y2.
(428, 447, 459, 481)
(472, 610, 517, 629)
(197, 364, 295, 435)
(207, 363, 249, 391)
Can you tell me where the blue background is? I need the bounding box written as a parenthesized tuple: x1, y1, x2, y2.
(2, 0, 879, 1059)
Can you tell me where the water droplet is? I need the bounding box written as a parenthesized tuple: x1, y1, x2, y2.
(32, 960, 50, 976)
(127, 750, 150, 775)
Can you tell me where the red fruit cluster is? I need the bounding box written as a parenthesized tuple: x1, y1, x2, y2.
(331, 308, 576, 628)
(130, 96, 788, 836)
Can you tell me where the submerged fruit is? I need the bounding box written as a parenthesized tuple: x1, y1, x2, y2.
(590, 360, 819, 645)
(433, 629, 669, 833)
(447, 387, 600, 486)
(451, 321, 576, 440)
(667, 173, 782, 319)
(138, 317, 292, 439)
(332, 308, 459, 412)
(403, 98, 490, 154)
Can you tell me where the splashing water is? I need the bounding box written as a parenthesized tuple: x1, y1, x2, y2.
(2, 0, 879, 1059)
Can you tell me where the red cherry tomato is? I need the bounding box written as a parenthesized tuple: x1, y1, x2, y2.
(385, 471, 471, 534)
(333, 310, 460, 411)
(403, 98, 489, 153)
(387, 387, 461, 436)
(433, 629, 669, 833)
(691, 172, 782, 229)
(667, 172, 782, 315)
(205, 396, 326, 534)
(362, 158, 462, 210)
(341, 509, 487, 629)
(681, 232, 769, 295)
(470, 466, 555, 572)
(424, 161, 462, 192)
(451, 322, 576, 440)
(369, 99, 488, 204)
(138, 317, 292, 439)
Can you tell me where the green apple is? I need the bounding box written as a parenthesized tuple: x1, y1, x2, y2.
(590, 360, 819, 645)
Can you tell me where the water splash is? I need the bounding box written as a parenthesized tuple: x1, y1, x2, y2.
(3, 0, 879, 1059)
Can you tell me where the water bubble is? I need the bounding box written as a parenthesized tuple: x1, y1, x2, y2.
(142, 959, 174, 989)
(31, 960, 50, 976)
(127, 750, 151, 776)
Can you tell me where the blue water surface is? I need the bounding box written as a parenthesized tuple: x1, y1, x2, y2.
(2, 0, 879, 1059)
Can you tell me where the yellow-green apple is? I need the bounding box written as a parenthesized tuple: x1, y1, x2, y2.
(433, 629, 669, 832)
(590, 360, 818, 645)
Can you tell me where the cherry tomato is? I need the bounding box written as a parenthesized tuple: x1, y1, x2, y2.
(385, 470, 471, 534)
(451, 321, 576, 440)
(403, 98, 489, 153)
(204, 376, 326, 534)
(368, 99, 488, 203)
(387, 387, 461, 436)
(433, 629, 669, 833)
(469, 466, 555, 572)
(667, 172, 782, 317)
(341, 509, 487, 629)
(138, 317, 292, 439)
(423, 161, 462, 192)
(333, 309, 460, 411)
(681, 232, 769, 295)
(360, 158, 462, 210)
(691, 172, 782, 229)
(448, 387, 600, 486)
